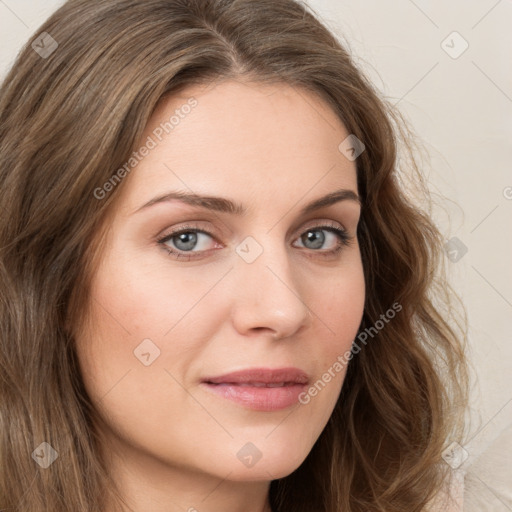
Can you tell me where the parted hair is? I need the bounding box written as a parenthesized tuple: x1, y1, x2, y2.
(0, 0, 468, 510)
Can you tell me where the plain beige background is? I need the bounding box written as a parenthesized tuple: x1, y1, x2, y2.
(1, 1, 511, 509)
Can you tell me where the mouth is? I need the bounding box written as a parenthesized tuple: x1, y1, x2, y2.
(206, 381, 301, 387)
(201, 367, 309, 411)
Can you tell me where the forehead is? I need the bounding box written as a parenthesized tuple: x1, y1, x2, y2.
(150, 78, 350, 151)
(117, 79, 358, 213)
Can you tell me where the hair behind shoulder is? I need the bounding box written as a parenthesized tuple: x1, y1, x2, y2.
(0, 0, 468, 510)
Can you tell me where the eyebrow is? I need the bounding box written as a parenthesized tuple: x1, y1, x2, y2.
(134, 188, 361, 216)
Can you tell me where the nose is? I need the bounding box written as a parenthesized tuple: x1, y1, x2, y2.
(228, 238, 311, 340)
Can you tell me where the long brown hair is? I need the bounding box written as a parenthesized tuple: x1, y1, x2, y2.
(0, 0, 468, 510)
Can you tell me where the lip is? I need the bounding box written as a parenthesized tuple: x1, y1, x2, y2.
(201, 367, 309, 412)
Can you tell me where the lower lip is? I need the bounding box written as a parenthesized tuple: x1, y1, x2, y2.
(201, 382, 307, 411)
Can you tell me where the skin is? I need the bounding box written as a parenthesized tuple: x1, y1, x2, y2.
(76, 79, 366, 512)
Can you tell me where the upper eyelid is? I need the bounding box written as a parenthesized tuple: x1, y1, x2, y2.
(158, 219, 349, 240)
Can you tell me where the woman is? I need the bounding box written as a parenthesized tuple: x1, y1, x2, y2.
(0, 0, 468, 510)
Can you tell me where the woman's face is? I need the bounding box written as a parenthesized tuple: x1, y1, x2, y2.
(76, 79, 365, 487)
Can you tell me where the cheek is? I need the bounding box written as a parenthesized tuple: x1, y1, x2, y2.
(85, 249, 215, 339)
(318, 258, 366, 347)
(74, 250, 226, 404)
(74, 268, 203, 452)
(295, 257, 365, 413)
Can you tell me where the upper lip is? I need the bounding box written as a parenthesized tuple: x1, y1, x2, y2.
(202, 367, 309, 385)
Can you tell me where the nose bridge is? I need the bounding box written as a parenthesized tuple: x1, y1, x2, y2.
(230, 231, 311, 338)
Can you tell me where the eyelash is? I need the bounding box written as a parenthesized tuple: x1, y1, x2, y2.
(156, 222, 354, 261)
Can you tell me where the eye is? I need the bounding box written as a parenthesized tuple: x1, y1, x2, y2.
(292, 223, 353, 258)
(157, 221, 354, 261)
(157, 225, 218, 259)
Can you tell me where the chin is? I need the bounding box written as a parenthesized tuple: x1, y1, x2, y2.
(210, 439, 312, 482)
